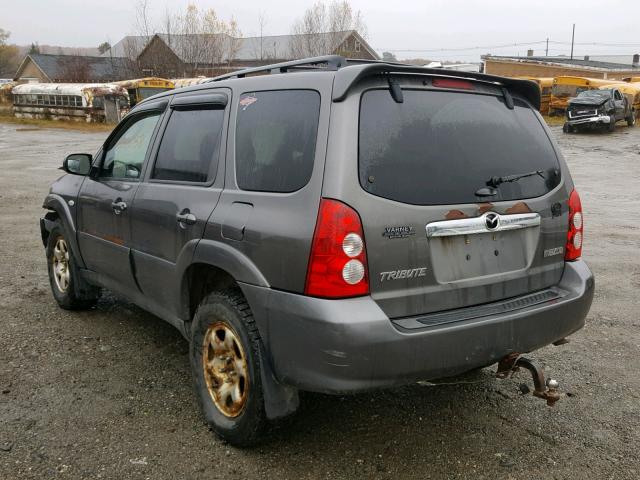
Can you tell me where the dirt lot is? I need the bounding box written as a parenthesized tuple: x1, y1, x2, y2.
(1, 121, 639, 479)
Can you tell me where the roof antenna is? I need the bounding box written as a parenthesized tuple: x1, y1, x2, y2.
(387, 74, 403, 103)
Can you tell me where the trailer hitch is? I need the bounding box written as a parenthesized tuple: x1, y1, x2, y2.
(496, 353, 561, 406)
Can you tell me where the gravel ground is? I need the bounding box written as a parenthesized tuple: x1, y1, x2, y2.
(0, 121, 639, 479)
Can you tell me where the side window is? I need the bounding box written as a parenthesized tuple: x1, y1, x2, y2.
(152, 107, 224, 183)
(236, 90, 320, 193)
(100, 112, 161, 180)
(614, 90, 622, 101)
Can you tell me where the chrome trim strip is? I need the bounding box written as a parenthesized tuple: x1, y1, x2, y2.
(426, 212, 541, 238)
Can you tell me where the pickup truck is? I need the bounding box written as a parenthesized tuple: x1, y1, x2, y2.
(564, 88, 635, 133)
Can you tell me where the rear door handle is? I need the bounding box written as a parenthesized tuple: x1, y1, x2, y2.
(111, 199, 127, 214)
(176, 209, 197, 226)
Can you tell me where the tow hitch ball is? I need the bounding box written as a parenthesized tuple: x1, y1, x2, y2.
(496, 353, 561, 406)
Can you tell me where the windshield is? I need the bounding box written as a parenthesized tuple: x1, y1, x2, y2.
(358, 89, 561, 205)
(138, 87, 171, 100)
(552, 84, 592, 97)
(576, 90, 611, 100)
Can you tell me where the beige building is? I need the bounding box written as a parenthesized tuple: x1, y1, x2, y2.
(483, 54, 640, 80)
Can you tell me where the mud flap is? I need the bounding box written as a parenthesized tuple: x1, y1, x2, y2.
(258, 343, 299, 420)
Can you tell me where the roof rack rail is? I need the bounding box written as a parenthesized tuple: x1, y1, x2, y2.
(209, 55, 348, 82)
(205, 55, 541, 110)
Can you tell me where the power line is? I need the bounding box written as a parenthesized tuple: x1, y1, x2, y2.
(380, 41, 548, 53)
(380, 39, 640, 53)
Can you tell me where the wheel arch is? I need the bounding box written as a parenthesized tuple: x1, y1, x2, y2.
(41, 194, 85, 268)
(180, 240, 269, 320)
(180, 254, 298, 420)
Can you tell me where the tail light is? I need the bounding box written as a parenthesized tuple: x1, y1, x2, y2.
(565, 189, 583, 261)
(305, 198, 369, 298)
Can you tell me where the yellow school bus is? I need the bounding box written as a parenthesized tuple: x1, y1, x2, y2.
(518, 77, 553, 114)
(115, 77, 174, 107)
(550, 76, 623, 115)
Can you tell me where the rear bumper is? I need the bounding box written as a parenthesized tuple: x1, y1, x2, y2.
(241, 260, 594, 394)
(567, 114, 610, 126)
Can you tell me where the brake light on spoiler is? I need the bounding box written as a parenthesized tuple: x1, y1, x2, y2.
(431, 78, 475, 90)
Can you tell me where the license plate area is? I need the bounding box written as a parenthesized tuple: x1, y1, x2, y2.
(429, 228, 539, 282)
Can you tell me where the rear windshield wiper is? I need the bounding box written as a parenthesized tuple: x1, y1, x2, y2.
(486, 169, 545, 188)
(475, 169, 545, 197)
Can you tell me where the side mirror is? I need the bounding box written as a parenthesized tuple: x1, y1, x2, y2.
(125, 164, 141, 179)
(63, 154, 92, 176)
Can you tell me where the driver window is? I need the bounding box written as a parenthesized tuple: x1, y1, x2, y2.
(100, 112, 161, 180)
(614, 90, 622, 100)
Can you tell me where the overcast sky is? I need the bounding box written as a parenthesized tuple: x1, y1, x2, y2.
(4, 0, 640, 61)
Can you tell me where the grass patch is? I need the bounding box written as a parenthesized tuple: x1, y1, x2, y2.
(0, 114, 114, 132)
(542, 115, 565, 127)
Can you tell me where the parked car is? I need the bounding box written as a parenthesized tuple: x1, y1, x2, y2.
(40, 56, 594, 446)
(563, 88, 635, 133)
(549, 76, 621, 116)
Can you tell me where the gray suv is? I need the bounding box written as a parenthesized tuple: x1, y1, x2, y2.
(40, 56, 594, 446)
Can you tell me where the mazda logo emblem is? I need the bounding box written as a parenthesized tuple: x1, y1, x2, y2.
(485, 212, 500, 230)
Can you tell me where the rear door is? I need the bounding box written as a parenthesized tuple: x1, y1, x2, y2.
(324, 76, 570, 319)
(612, 89, 626, 120)
(129, 90, 229, 314)
(77, 106, 164, 291)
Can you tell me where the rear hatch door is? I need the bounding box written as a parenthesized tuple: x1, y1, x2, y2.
(339, 78, 569, 319)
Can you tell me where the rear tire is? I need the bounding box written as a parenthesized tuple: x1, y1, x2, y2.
(46, 223, 99, 310)
(190, 289, 267, 447)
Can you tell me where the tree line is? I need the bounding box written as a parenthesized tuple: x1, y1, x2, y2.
(120, 0, 368, 76)
(0, 1, 369, 79)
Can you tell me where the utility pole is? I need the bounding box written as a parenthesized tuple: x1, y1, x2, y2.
(570, 24, 575, 59)
(546, 38, 549, 56)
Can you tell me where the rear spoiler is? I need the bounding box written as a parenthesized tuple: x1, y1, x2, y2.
(332, 64, 541, 110)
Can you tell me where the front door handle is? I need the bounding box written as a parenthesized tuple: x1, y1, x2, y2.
(111, 199, 127, 215)
(176, 209, 197, 226)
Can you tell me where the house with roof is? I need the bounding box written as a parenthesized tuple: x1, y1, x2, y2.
(483, 53, 640, 80)
(13, 53, 136, 83)
(105, 30, 377, 78)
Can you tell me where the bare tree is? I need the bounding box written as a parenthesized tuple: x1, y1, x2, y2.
(224, 17, 242, 67)
(127, 3, 243, 78)
(135, 0, 155, 38)
(249, 12, 268, 61)
(0, 29, 19, 76)
(170, 5, 242, 76)
(289, 1, 367, 59)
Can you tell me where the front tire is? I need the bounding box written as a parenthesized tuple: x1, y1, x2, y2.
(190, 289, 267, 447)
(627, 113, 636, 127)
(46, 223, 99, 310)
(607, 119, 616, 132)
(563, 122, 574, 133)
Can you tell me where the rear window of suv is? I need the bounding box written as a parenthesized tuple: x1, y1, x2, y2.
(359, 89, 561, 205)
(236, 90, 320, 193)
